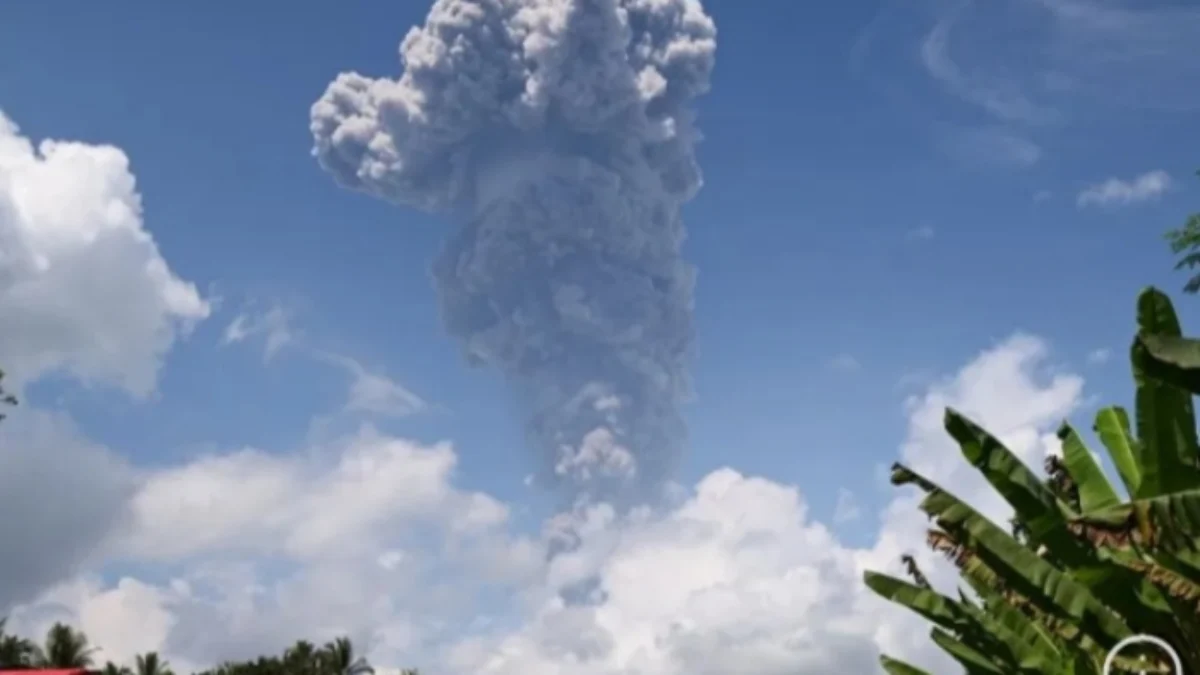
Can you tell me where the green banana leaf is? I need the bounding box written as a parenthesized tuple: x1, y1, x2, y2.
(863, 572, 968, 632)
(959, 595, 1065, 671)
(1131, 287, 1200, 497)
(965, 577, 1065, 662)
(944, 409, 1077, 546)
(864, 288, 1200, 675)
(1093, 407, 1142, 499)
(930, 628, 1005, 674)
(914, 485, 1133, 644)
(1068, 487, 1200, 551)
(1136, 333, 1200, 394)
(948, 416, 1176, 637)
(879, 655, 933, 675)
(1057, 423, 1120, 513)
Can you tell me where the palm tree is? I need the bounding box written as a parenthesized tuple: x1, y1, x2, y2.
(102, 661, 133, 675)
(0, 613, 421, 675)
(0, 619, 36, 669)
(135, 652, 173, 675)
(34, 622, 95, 669)
(283, 640, 318, 675)
(186, 635, 419, 675)
(319, 637, 354, 675)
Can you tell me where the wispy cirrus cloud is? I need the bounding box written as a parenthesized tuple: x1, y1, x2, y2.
(221, 303, 294, 361)
(313, 350, 427, 419)
(906, 224, 935, 240)
(920, 0, 1200, 114)
(852, 0, 1200, 164)
(1033, 0, 1200, 112)
(1077, 170, 1172, 208)
(828, 353, 862, 372)
(938, 126, 1043, 169)
(919, 15, 1061, 127)
(221, 302, 427, 420)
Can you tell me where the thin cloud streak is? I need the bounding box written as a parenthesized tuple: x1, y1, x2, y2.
(1077, 170, 1171, 208)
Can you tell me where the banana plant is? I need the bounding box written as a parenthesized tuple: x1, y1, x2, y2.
(864, 288, 1200, 674)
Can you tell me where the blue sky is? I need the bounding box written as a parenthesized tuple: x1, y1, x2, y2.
(0, 0, 1197, 672)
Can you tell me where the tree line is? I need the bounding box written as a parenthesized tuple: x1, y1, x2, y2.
(0, 619, 416, 675)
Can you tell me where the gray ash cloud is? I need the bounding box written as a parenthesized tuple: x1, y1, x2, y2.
(311, 0, 715, 503)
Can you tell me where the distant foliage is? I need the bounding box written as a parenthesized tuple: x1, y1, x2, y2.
(0, 619, 416, 675)
(0, 620, 93, 669)
(1165, 171, 1200, 293)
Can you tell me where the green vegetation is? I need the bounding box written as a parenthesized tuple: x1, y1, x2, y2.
(0, 619, 417, 675)
(1165, 172, 1200, 294)
(864, 287, 1200, 674)
(0, 620, 97, 670)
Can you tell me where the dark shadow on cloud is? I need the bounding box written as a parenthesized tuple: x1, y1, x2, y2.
(0, 408, 134, 610)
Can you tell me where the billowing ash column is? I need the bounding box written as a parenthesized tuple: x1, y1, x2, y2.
(311, 0, 716, 504)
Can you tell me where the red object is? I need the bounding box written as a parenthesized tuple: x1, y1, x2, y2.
(0, 671, 89, 675)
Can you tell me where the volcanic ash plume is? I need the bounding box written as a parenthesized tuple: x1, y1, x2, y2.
(311, 0, 716, 502)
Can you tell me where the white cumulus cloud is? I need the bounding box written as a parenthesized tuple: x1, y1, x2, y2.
(5, 333, 1084, 675)
(0, 112, 206, 616)
(113, 427, 503, 562)
(0, 111, 209, 396)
